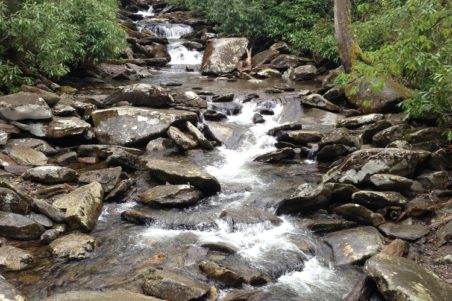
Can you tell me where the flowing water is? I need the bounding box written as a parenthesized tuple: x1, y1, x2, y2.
(3, 7, 364, 301)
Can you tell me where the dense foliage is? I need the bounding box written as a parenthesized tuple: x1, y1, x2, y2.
(168, 0, 451, 127)
(0, 0, 126, 93)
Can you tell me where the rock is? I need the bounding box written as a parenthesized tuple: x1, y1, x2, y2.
(276, 183, 332, 215)
(56, 151, 78, 164)
(210, 101, 242, 116)
(436, 221, 452, 246)
(50, 232, 96, 260)
(267, 123, 303, 136)
(337, 113, 384, 129)
(317, 144, 357, 161)
(174, 91, 207, 109)
(334, 203, 385, 226)
(365, 253, 452, 301)
(330, 182, 359, 202)
(0, 245, 34, 271)
(323, 148, 429, 185)
(146, 137, 179, 156)
(303, 215, 356, 233)
(182, 41, 204, 51)
(252, 49, 279, 68)
(378, 222, 429, 241)
(103, 83, 174, 108)
(0, 92, 53, 121)
(352, 191, 408, 209)
(380, 239, 409, 257)
(369, 174, 415, 192)
(256, 68, 281, 78)
(360, 120, 393, 143)
(205, 122, 244, 148)
(0, 211, 44, 240)
(31, 198, 66, 223)
(220, 206, 282, 228)
(416, 170, 448, 188)
(13, 116, 91, 139)
(40, 225, 66, 244)
(142, 269, 211, 301)
(270, 54, 306, 70)
(186, 121, 214, 150)
(277, 130, 322, 146)
(146, 159, 220, 196)
(301, 94, 340, 112)
(167, 126, 198, 150)
(199, 260, 245, 288)
(345, 77, 412, 113)
(0, 275, 27, 301)
(44, 290, 163, 301)
(6, 138, 57, 155)
(319, 128, 361, 149)
(0, 130, 9, 145)
(8, 146, 48, 166)
(270, 41, 290, 53)
(254, 147, 295, 163)
(79, 167, 122, 193)
(324, 227, 384, 265)
(212, 93, 234, 102)
(201, 38, 249, 74)
(29, 212, 54, 228)
(0, 188, 30, 214)
(407, 127, 446, 144)
(139, 184, 202, 208)
(105, 178, 134, 202)
(23, 166, 77, 184)
(372, 124, 407, 146)
(20, 84, 61, 106)
(290, 65, 317, 81)
(53, 182, 104, 232)
(252, 113, 265, 124)
(203, 110, 227, 121)
(92, 106, 197, 146)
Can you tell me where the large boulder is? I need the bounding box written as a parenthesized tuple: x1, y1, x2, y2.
(324, 226, 384, 265)
(276, 183, 332, 215)
(345, 77, 412, 113)
(142, 269, 212, 301)
(139, 184, 202, 208)
(53, 182, 104, 232)
(290, 65, 318, 81)
(0, 92, 52, 121)
(146, 159, 221, 196)
(103, 83, 174, 108)
(365, 253, 452, 301)
(201, 38, 249, 74)
(0, 211, 44, 240)
(323, 148, 429, 185)
(23, 166, 78, 184)
(91, 106, 197, 146)
(50, 232, 96, 260)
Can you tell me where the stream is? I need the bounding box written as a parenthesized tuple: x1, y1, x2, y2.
(4, 9, 366, 301)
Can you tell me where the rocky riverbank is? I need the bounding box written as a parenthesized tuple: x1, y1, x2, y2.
(0, 1, 450, 300)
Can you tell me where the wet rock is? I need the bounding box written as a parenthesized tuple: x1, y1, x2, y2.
(324, 227, 384, 265)
(205, 122, 244, 149)
(31, 198, 66, 223)
(105, 178, 134, 202)
(103, 83, 174, 108)
(252, 113, 265, 124)
(369, 174, 416, 192)
(139, 184, 202, 208)
(352, 191, 407, 209)
(53, 182, 104, 232)
(173, 91, 207, 109)
(203, 110, 227, 121)
(380, 238, 409, 257)
(40, 224, 66, 244)
(372, 124, 407, 147)
(252, 49, 280, 68)
(20, 84, 61, 106)
(317, 144, 357, 161)
(210, 101, 242, 116)
(334, 203, 385, 226)
(0, 92, 53, 121)
(92, 106, 197, 146)
(56, 151, 78, 165)
(0, 275, 27, 301)
(416, 170, 448, 188)
(337, 113, 384, 129)
(182, 41, 204, 51)
(254, 147, 295, 163)
(212, 93, 235, 103)
(0, 245, 34, 271)
(267, 123, 303, 136)
(186, 121, 214, 150)
(220, 206, 282, 228)
(303, 215, 356, 233)
(330, 183, 359, 202)
(378, 222, 429, 241)
(23, 166, 77, 184)
(256, 68, 281, 78)
(276, 183, 333, 215)
(290, 65, 317, 81)
(277, 130, 322, 146)
(323, 148, 429, 185)
(200, 241, 239, 254)
(167, 126, 198, 150)
(199, 260, 245, 288)
(319, 128, 361, 149)
(146, 159, 221, 195)
(0, 211, 44, 240)
(13, 116, 91, 139)
(201, 38, 249, 74)
(50, 232, 96, 260)
(8, 146, 48, 166)
(345, 77, 412, 113)
(6, 138, 57, 155)
(142, 268, 211, 301)
(365, 253, 452, 301)
(301, 94, 340, 112)
(29, 212, 54, 228)
(79, 167, 122, 194)
(44, 290, 163, 301)
(0, 188, 30, 214)
(360, 120, 393, 143)
(146, 137, 179, 156)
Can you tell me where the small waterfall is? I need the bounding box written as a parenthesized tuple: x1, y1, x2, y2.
(167, 41, 203, 65)
(148, 22, 194, 39)
(137, 6, 154, 17)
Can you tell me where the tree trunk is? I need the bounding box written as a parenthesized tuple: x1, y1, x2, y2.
(334, 0, 362, 73)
